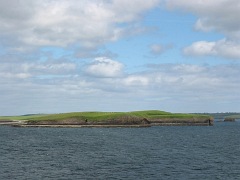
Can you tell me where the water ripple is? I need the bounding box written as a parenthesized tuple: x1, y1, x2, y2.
(0, 123, 240, 179)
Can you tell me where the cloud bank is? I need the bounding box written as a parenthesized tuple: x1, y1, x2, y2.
(1, 55, 240, 115)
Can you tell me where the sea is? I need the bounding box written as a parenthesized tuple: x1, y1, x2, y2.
(1, 121, 240, 180)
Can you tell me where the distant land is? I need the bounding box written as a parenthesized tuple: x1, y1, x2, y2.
(196, 112, 240, 121)
(0, 110, 213, 127)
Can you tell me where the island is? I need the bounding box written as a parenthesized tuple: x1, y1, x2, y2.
(0, 110, 214, 127)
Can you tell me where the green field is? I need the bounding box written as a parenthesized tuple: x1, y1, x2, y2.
(0, 110, 210, 122)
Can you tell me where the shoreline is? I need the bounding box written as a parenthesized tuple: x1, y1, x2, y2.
(11, 124, 151, 128)
(0, 120, 23, 126)
(10, 122, 212, 128)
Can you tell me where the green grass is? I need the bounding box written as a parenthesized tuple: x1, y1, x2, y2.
(0, 110, 210, 122)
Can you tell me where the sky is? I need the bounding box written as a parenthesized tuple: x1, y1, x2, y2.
(1, 0, 240, 115)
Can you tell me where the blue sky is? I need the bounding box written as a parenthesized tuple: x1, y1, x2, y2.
(0, 0, 240, 115)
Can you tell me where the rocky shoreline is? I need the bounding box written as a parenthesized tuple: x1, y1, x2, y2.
(1, 117, 214, 128)
(0, 120, 23, 125)
(12, 124, 151, 128)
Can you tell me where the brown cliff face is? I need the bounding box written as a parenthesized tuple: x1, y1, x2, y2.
(26, 116, 213, 126)
(27, 118, 86, 125)
(26, 115, 151, 125)
(148, 117, 213, 125)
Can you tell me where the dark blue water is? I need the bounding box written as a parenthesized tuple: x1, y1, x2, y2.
(1, 122, 240, 180)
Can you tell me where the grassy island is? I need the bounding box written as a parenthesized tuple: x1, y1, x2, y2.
(0, 110, 213, 127)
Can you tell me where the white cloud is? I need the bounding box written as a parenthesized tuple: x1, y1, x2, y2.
(167, 0, 240, 59)
(0, 0, 160, 49)
(149, 43, 173, 56)
(183, 41, 216, 56)
(0, 72, 31, 79)
(184, 39, 240, 59)
(167, 0, 240, 36)
(150, 44, 165, 55)
(85, 57, 124, 78)
(124, 75, 149, 86)
(0, 60, 77, 81)
(214, 40, 240, 59)
(26, 62, 77, 75)
(172, 64, 206, 73)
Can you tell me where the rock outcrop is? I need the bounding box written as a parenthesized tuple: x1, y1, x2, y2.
(23, 116, 213, 127)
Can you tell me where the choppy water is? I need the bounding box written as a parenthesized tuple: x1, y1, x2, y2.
(1, 122, 240, 180)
